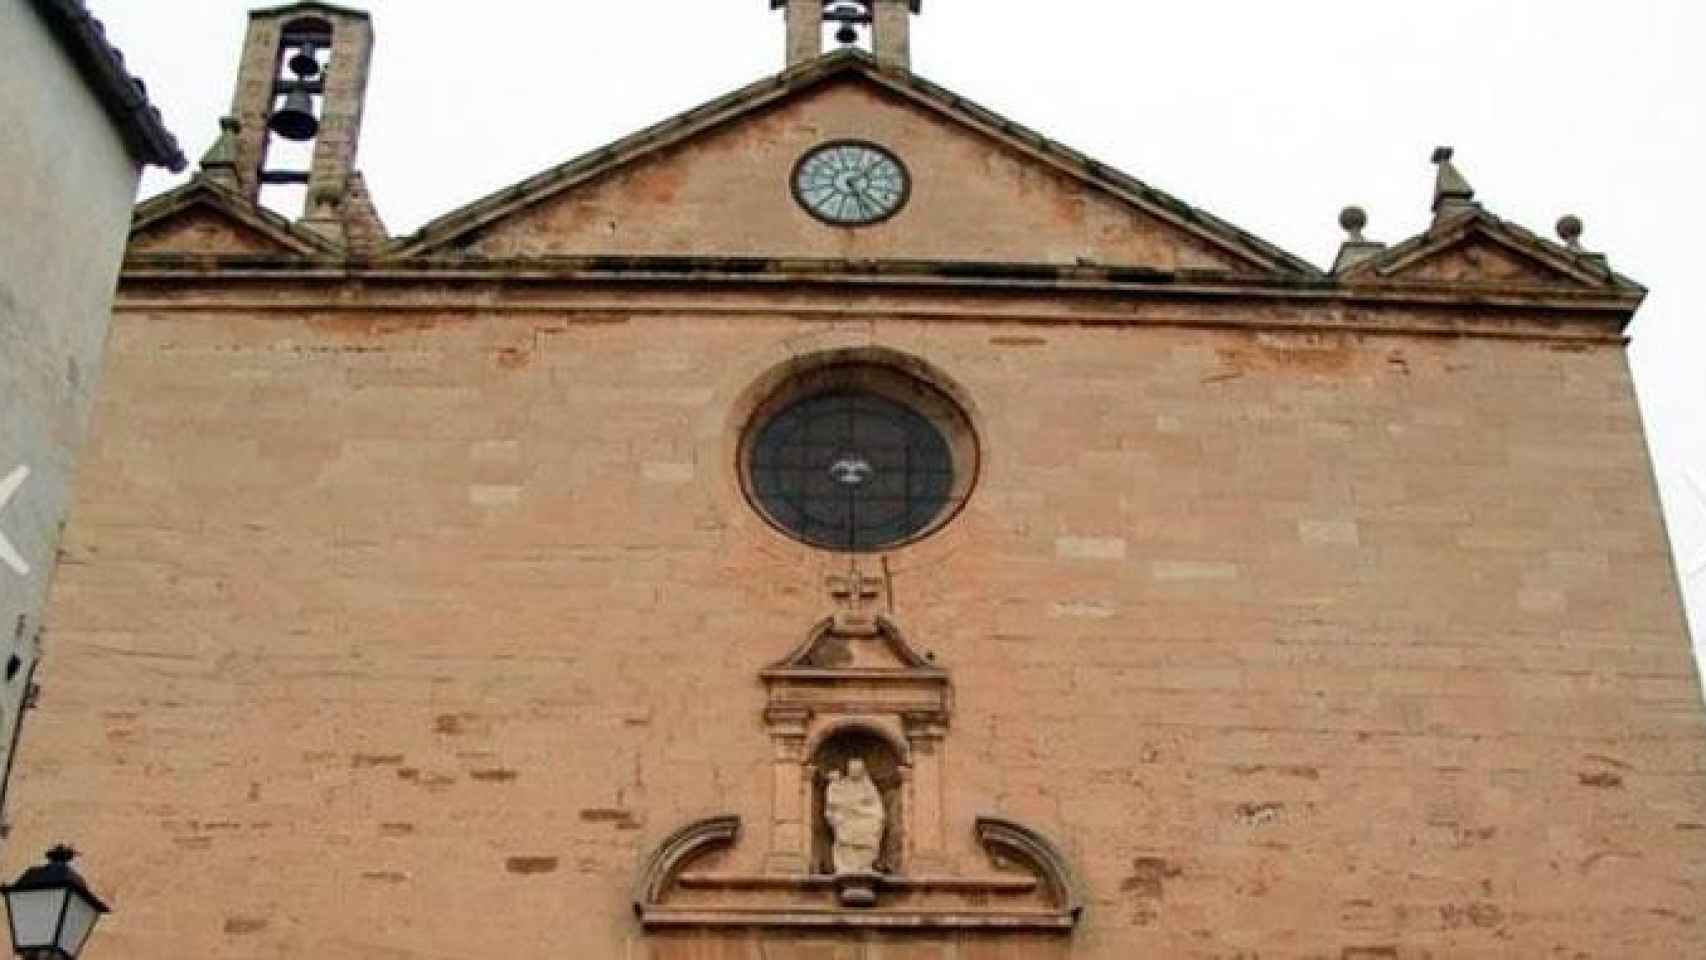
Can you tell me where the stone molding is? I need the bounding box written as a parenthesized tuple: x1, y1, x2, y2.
(113, 255, 1643, 337)
(631, 815, 742, 914)
(974, 816, 1086, 923)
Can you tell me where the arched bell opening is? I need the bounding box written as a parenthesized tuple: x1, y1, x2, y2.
(809, 727, 906, 875)
(259, 15, 335, 214)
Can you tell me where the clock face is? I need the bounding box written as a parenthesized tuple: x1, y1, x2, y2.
(792, 141, 911, 226)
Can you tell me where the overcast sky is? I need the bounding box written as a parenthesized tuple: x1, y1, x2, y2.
(96, 1, 1705, 655)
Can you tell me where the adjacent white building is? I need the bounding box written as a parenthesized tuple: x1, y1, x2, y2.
(0, 0, 182, 827)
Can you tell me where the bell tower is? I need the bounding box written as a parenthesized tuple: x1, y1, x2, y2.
(225, 2, 374, 242)
(771, 0, 923, 70)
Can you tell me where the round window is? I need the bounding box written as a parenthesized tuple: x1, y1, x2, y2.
(740, 366, 977, 553)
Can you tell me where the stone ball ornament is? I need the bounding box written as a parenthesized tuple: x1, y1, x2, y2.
(1339, 205, 1369, 240)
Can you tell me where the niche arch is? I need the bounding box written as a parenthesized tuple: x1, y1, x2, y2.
(803, 714, 913, 765)
(280, 15, 333, 36)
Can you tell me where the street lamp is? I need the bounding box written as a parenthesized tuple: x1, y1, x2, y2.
(1, 847, 109, 959)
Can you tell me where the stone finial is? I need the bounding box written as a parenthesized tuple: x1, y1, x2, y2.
(1339, 205, 1369, 242)
(198, 117, 242, 190)
(1331, 205, 1387, 274)
(1431, 146, 1477, 217)
(1555, 213, 1611, 272)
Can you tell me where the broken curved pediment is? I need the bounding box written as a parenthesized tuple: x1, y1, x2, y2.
(631, 815, 742, 916)
(633, 814, 1083, 931)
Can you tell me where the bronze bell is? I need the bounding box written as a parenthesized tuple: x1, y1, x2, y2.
(287, 42, 321, 80)
(268, 89, 319, 141)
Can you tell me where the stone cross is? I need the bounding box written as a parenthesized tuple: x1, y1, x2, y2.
(827, 566, 885, 635)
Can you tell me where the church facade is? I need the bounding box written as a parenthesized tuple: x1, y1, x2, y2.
(8, 2, 1705, 957)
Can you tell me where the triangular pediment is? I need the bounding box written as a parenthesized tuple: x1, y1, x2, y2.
(129, 179, 340, 258)
(392, 53, 1316, 277)
(1339, 208, 1640, 293)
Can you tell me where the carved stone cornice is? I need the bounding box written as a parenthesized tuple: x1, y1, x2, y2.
(112, 262, 1639, 346)
(761, 617, 952, 731)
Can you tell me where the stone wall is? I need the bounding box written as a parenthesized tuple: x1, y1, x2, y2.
(6, 278, 1702, 958)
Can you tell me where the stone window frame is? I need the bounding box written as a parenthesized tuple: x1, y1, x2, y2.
(736, 361, 980, 555)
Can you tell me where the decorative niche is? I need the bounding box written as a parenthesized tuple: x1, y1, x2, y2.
(634, 570, 1083, 933)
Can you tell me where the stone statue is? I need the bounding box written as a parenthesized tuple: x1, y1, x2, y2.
(824, 759, 885, 875)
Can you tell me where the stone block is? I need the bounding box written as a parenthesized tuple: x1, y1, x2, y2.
(1055, 536, 1128, 561)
